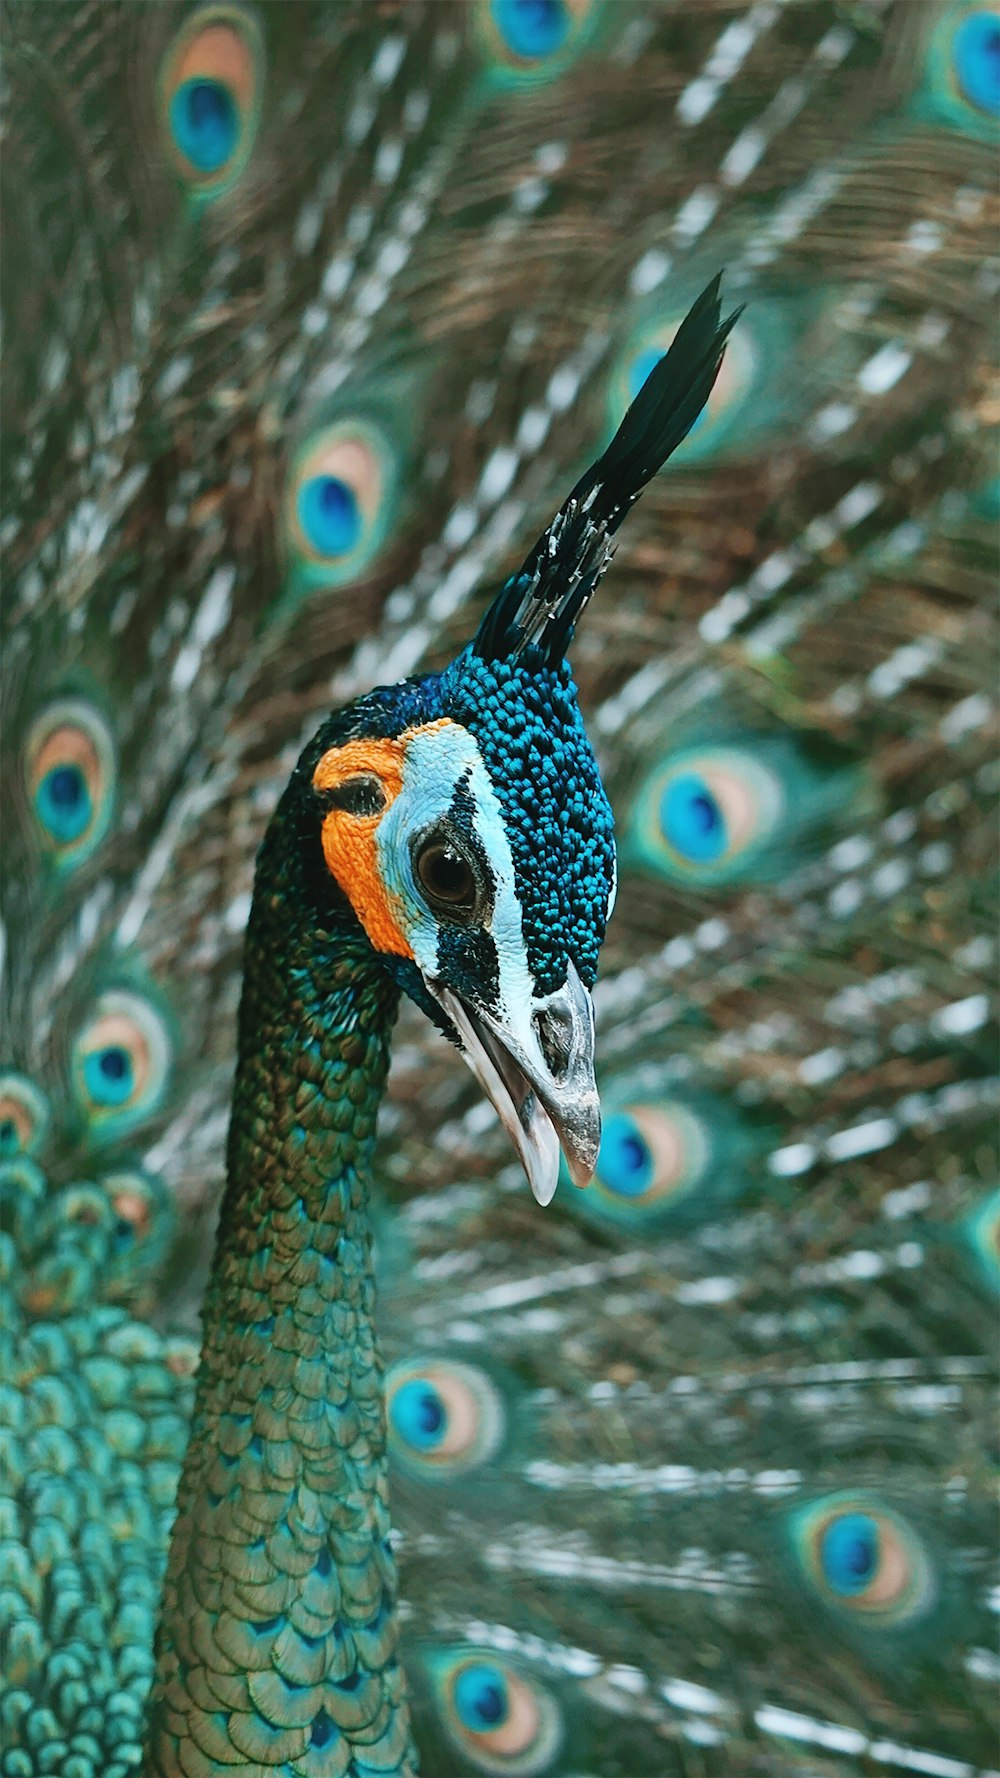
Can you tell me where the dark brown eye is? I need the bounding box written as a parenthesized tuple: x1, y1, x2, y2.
(415, 839, 478, 913)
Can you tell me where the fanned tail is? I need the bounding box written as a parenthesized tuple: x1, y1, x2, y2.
(2, 4, 996, 1776)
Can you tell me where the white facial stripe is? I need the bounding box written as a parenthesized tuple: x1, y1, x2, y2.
(374, 724, 474, 979)
(460, 744, 538, 1036)
(374, 722, 541, 1042)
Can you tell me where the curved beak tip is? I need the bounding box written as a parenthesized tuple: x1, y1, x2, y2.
(565, 1134, 599, 1192)
(434, 965, 600, 1210)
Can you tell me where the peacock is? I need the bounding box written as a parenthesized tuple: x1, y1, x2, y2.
(1, 3, 997, 1777)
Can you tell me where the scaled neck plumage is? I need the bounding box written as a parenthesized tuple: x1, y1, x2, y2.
(147, 802, 412, 1773)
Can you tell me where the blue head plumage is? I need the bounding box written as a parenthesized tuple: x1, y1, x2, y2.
(286, 276, 739, 1204)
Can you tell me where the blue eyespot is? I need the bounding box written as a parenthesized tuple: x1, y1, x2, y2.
(490, 0, 570, 61)
(390, 1378, 447, 1451)
(627, 742, 788, 886)
(953, 11, 1000, 115)
(578, 1101, 714, 1229)
(627, 345, 665, 401)
(169, 79, 238, 173)
(660, 773, 727, 863)
(455, 1662, 509, 1731)
(83, 1045, 134, 1109)
(37, 764, 90, 842)
(477, 0, 594, 79)
(296, 475, 362, 560)
(72, 991, 171, 1140)
(820, 1512, 879, 1596)
(25, 700, 116, 867)
(429, 1647, 563, 1774)
(386, 1359, 504, 1478)
(597, 1113, 653, 1197)
(0, 1074, 50, 1159)
(790, 1493, 935, 1629)
(160, 6, 264, 198)
(286, 421, 396, 590)
(99, 1166, 169, 1294)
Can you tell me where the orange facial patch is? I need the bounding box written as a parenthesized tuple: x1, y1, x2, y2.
(312, 722, 453, 957)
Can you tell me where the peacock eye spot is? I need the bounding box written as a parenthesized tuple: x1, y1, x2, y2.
(170, 77, 238, 173)
(455, 1662, 509, 1729)
(491, 0, 569, 60)
(598, 1114, 654, 1198)
(84, 1045, 134, 1107)
(791, 1492, 935, 1628)
(820, 1512, 879, 1594)
(415, 838, 478, 915)
(432, 1644, 562, 1770)
(0, 1074, 51, 1159)
(386, 1359, 505, 1479)
(159, 8, 263, 197)
(72, 990, 171, 1138)
(45, 763, 86, 811)
(390, 1379, 447, 1450)
(298, 475, 362, 559)
(25, 700, 116, 866)
(953, 11, 1000, 116)
(661, 773, 726, 862)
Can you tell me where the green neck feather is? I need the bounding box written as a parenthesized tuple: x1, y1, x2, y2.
(147, 807, 414, 1774)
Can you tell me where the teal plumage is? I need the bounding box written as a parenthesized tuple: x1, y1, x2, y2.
(2, 3, 997, 1776)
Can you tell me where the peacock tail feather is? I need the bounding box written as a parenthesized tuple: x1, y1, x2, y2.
(2, 3, 997, 1775)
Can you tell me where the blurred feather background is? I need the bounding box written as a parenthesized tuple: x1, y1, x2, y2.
(1, 2, 998, 1775)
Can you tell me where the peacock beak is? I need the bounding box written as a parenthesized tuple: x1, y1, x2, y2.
(435, 960, 600, 1208)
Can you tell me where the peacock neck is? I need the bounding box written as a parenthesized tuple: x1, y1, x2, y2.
(147, 808, 414, 1774)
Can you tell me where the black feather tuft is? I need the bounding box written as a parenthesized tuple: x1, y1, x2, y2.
(473, 273, 741, 665)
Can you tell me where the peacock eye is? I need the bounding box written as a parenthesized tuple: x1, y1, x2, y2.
(286, 421, 396, 590)
(627, 743, 786, 886)
(589, 1102, 711, 1224)
(71, 991, 172, 1141)
(414, 836, 479, 917)
(159, 5, 264, 198)
(790, 1493, 935, 1629)
(951, 10, 1000, 118)
(429, 1648, 563, 1775)
(0, 1074, 50, 1159)
(25, 699, 116, 868)
(386, 1359, 505, 1479)
(477, 0, 595, 80)
(613, 313, 755, 463)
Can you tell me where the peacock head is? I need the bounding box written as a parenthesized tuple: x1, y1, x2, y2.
(295, 277, 738, 1207)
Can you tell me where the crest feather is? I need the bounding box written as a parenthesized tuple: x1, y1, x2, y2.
(474, 273, 741, 665)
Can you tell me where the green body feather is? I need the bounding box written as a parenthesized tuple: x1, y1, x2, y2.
(148, 804, 409, 1774)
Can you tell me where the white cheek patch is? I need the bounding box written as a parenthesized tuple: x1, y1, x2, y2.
(374, 722, 537, 1030)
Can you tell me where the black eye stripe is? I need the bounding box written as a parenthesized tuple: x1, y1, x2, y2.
(436, 923, 500, 1009)
(446, 771, 496, 900)
(320, 775, 387, 817)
